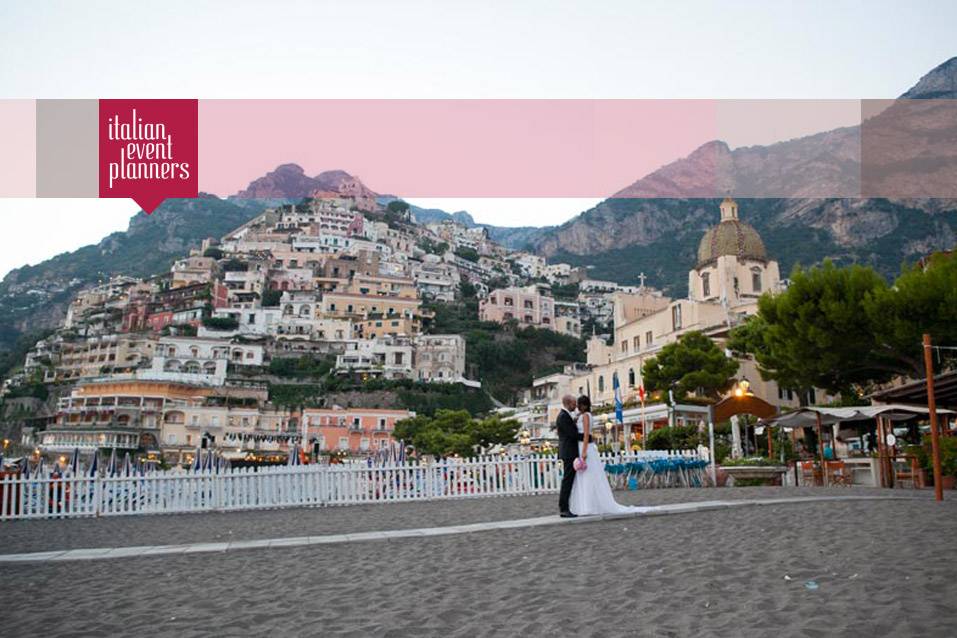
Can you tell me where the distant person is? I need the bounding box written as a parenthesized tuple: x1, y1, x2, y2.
(823, 443, 834, 460)
(834, 436, 849, 459)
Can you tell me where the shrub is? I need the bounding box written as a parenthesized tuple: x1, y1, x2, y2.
(201, 316, 239, 331)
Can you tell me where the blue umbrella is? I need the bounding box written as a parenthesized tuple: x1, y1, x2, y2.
(19, 458, 29, 479)
(122, 452, 133, 477)
(87, 452, 99, 478)
(69, 447, 81, 476)
(36, 457, 45, 477)
(191, 448, 202, 472)
(107, 449, 118, 477)
(287, 444, 301, 466)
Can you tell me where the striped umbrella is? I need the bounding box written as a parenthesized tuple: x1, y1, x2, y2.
(191, 448, 202, 472)
(122, 452, 133, 477)
(36, 457, 45, 477)
(87, 452, 99, 478)
(287, 444, 300, 466)
(107, 449, 118, 477)
(202, 450, 213, 472)
(19, 459, 29, 479)
(69, 447, 81, 476)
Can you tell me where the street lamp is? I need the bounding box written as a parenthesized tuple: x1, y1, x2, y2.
(733, 378, 751, 398)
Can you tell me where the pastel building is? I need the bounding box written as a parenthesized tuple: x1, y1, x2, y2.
(479, 284, 581, 337)
(304, 407, 414, 453)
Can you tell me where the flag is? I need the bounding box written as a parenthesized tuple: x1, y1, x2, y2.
(87, 452, 99, 478)
(613, 372, 623, 425)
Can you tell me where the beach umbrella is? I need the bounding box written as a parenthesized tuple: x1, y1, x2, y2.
(288, 444, 301, 466)
(87, 452, 99, 478)
(36, 457, 45, 477)
(69, 447, 81, 476)
(122, 453, 133, 477)
(52, 461, 62, 477)
(202, 450, 213, 472)
(0, 450, 4, 471)
(107, 449, 118, 477)
(19, 458, 30, 479)
(191, 447, 202, 472)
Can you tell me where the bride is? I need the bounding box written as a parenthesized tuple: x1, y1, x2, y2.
(569, 395, 646, 516)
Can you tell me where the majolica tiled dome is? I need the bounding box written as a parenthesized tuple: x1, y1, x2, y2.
(696, 197, 767, 267)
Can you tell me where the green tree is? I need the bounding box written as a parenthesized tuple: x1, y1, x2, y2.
(454, 247, 480, 263)
(471, 413, 521, 450)
(729, 257, 957, 396)
(641, 330, 739, 401)
(261, 288, 282, 307)
(387, 200, 411, 215)
(393, 409, 520, 458)
(864, 252, 957, 375)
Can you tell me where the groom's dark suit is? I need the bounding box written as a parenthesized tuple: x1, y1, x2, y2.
(556, 408, 584, 514)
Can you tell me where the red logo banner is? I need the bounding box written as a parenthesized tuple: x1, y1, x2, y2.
(98, 99, 198, 213)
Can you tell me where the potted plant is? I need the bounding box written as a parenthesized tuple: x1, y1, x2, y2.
(922, 436, 957, 489)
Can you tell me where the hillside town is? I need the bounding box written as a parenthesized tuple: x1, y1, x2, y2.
(0, 191, 856, 469)
(1, 190, 606, 466)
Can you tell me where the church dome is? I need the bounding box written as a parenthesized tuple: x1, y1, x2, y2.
(696, 198, 767, 267)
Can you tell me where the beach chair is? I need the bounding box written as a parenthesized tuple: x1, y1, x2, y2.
(799, 460, 818, 486)
(824, 461, 851, 487)
(893, 455, 921, 489)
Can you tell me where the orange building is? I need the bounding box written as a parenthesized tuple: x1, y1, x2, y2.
(303, 407, 414, 454)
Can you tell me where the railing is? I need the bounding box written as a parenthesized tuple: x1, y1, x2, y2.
(0, 450, 702, 522)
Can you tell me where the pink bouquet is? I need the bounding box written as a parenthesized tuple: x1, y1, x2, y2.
(573, 457, 587, 472)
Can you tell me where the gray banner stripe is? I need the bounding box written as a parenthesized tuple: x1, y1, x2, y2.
(35, 99, 98, 197)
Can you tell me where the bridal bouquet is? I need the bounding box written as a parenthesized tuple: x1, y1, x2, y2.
(573, 457, 587, 472)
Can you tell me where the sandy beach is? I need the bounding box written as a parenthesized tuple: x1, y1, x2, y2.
(1, 487, 955, 637)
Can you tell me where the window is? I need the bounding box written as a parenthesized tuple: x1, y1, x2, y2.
(621, 341, 628, 354)
(338, 437, 349, 450)
(752, 269, 762, 293)
(633, 336, 640, 350)
(671, 305, 682, 330)
(702, 272, 711, 297)
(628, 368, 636, 387)
(598, 376, 605, 393)
(645, 331, 653, 346)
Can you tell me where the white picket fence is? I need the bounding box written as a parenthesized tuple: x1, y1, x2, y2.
(0, 450, 701, 522)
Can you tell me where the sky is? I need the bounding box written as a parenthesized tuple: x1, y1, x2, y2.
(0, 0, 955, 277)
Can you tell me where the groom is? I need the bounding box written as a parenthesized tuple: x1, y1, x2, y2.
(556, 394, 583, 518)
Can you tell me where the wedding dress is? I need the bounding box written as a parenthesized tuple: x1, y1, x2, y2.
(568, 412, 646, 516)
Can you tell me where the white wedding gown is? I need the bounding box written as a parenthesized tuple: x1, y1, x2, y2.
(568, 413, 647, 516)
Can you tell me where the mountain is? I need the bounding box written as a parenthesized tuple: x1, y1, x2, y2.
(398, 200, 548, 250)
(531, 59, 957, 294)
(0, 196, 267, 352)
(901, 56, 957, 99)
(232, 164, 377, 200)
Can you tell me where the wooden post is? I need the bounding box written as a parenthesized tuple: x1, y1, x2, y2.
(923, 334, 944, 502)
(767, 425, 773, 459)
(816, 411, 826, 487)
(875, 416, 886, 488)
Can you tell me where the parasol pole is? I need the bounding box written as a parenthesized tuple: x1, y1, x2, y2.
(923, 334, 944, 502)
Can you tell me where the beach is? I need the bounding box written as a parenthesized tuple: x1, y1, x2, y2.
(1, 487, 955, 637)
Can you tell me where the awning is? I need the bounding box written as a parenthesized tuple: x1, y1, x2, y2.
(868, 370, 957, 410)
(759, 404, 955, 429)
